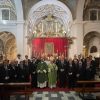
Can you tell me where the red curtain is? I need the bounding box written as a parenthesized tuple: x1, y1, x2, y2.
(32, 37, 68, 57)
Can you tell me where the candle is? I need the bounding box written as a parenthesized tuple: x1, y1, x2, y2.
(57, 49, 58, 55)
(34, 50, 35, 56)
(65, 49, 66, 57)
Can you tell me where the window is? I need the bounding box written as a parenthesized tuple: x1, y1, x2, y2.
(89, 9, 100, 21)
(2, 9, 10, 20)
(90, 10, 97, 20)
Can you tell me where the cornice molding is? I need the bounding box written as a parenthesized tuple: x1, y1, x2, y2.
(0, 20, 25, 25)
(72, 20, 100, 25)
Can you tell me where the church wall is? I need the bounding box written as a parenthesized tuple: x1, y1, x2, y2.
(83, 22, 100, 58)
(69, 20, 100, 58)
(0, 24, 16, 36)
(16, 22, 24, 59)
(26, 0, 73, 58)
(84, 22, 100, 36)
(1, 0, 100, 59)
(0, 21, 24, 59)
(69, 21, 83, 58)
(0, 0, 25, 59)
(76, 0, 85, 21)
(14, 0, 24, 59)
(69, 0, 85, 58)
(75, 0, 100, 58)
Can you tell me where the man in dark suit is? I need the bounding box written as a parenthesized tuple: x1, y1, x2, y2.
(30, 57, 37, 88)
(0, 61, 3, 83)
(67, 58, 76, 88)
(17, 61, 26, 82)
(85, 56, 96, 80)
(23, 55, 31, 82)
(89, 55, 96, 80)
(57, 55, 67, 88)
(2, 60, 11, 83)
(10, 60, 18, 82)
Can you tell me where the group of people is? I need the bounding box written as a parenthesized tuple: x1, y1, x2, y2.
(0, 54, 99, 89)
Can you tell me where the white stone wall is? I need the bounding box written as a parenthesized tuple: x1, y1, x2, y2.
(84, 21, 100, 36)
(68, 20, 100, 58)
(0, 21, 24, 59)
(0, 0, 24, 59)
(0, 0, 100, 59)
(69, 21, 84, 58)
(83, 22, 100, 57)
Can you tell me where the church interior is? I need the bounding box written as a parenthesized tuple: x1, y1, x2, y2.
(0, 0, 100, 100)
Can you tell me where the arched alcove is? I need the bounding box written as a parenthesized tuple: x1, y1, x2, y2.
(84, 31, 100, 57)
(27, 0, 73, 38)
(0, 31, 17, 60)
(90, 46, 97, 53)
(26, 0, 73, 57)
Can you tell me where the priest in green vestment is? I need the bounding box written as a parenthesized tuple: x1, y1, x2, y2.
(37, 57, 48, 88)
(48, 56, 58, 88)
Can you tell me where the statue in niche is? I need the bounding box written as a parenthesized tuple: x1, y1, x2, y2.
(46, 14, 54, 34)
(34, 14, 66, 37)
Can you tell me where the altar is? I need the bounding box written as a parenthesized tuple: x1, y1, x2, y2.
(32, 37, 68, 57)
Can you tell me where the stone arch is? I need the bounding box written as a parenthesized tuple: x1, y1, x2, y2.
(0, 0, 24, 58)
(27, 0, 73, 37)
(28, 0, 72, 18)
(0, 29, 16, 37)
(0, 31, 17, 60)
(83, 31, 100, 57)
(84, 27, 100, 37)
(26, 0, 73, 58)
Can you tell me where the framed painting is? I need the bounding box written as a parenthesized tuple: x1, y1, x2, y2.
(45, 42, 54, 55)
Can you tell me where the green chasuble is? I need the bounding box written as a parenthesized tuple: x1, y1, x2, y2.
(37, 61, 48, 87)
(48, 63, 58, 88)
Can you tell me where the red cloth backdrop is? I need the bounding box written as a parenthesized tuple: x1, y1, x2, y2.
(32, 37, 68, 57)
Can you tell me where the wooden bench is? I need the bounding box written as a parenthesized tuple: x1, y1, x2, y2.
(74, 80, 100, 99)
(0, 82, 33, 100)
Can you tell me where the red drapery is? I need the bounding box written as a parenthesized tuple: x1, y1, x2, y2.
(32, 37, 68, 57)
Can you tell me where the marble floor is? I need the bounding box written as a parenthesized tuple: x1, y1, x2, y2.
(10, 91, 82, 100)
(30, 91, 82, 100)
(10, 91, 99, 100)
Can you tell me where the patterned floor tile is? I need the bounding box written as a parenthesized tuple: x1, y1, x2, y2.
(10, 91, 83, 100)
(42, 97, 49, 100)
(35, 94, 42, 97)
(61, 95, 69, 100)
(49, 97, 61, 100)
(43, 91, 48, 95)
(35, 97, 42, 100)
(67, 96, 75, 100)
(51, 93, 58, 97)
